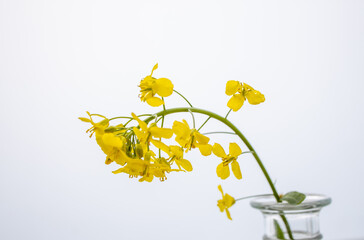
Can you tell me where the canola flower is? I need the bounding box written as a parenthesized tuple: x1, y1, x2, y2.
(226, 80, 265, 112)
(138, 63, 174, 107)
(80, 64, 304, 240)
(217, 185, 236, 220)
(213, 143, 243, 180)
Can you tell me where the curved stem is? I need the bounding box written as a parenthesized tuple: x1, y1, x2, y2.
(144, 107, 294, 239)
(235, 194, 273, 202)
(225, 109, 232, 119)
(203, 131, 237, 135)
(144, 107, 280, 200)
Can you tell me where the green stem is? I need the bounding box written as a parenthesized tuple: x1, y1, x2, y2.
(159, 101, 166, 158)
(188, 109, 196, 128)
(203, 131, 237, 135)
(197, 116, 211, 131)
(144, 107, 294, 239)
(173, 90, 193, 107)
(225, 109, 232, 119)
(235, 194, 273, 202)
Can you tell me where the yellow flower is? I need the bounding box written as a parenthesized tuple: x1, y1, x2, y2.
(131, 113, 173, 151)
(213, 143, 243, 180)
(139, 63, 174, 107)
(226, 81, 265, 111)
(153, 141, 193, 172)
(217, 185, 235, 220)
(172, 120, 212, 156)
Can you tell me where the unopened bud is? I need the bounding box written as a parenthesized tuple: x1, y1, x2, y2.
(136, 144, 144, 158)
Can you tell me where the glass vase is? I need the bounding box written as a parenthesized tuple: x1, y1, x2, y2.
(250, 194, 331, 240)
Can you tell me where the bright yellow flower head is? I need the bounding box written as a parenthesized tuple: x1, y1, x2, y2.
(172, 119, 212, 156)
(226, 81, 265, 111)
(139, 63, 174, 107)
(213, 143, 243, 180)
(217, 185, 235, 220)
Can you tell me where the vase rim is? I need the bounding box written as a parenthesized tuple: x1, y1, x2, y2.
(250, 193, 331, 212)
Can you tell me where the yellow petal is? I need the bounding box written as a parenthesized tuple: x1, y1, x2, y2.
(231, 160, 242, 180)
(112, 167, 125, 174)
(133, 127, 144, 141)
(179, 159, 193, 171)
(229, 143, 242, 157)
(224, 193, 236, 207)
(194, 132, 210, 145)
(149, 127, 173, 139)
(216, 162, 230, 179)
(245, 90, 265, 105)
(146, 97, 164, 107)
(150, 63, 158, 76)
(169, 145, 183, 158)
(150, 139, 170, 154)
(102, 133, 123, 148)
(225, 209, 233, 220)
(227, 94, 245, 112)
(105, 158, 113, 165)
(78, 117, 91, 123)
(131, 113, 148, 131)
(198, 144, 212, 156)
(218, 185, 224, 196)
(217, 200, 225, 212)
(154, 78, 174, 97)
(213, 143, 227, 158)
(225, 80, 240, 96)
(172, 120, 190, 138)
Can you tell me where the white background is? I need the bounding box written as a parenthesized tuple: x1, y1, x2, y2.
(1, 0, 363, 239)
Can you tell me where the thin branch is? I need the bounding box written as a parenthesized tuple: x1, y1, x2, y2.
(173, 89, 193, 107)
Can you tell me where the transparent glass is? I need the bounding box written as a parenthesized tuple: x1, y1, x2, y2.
(250, 194, 331, 240)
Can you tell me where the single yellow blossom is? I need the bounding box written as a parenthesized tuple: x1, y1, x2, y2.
(139, 63, 174, 107)
(213, 143, 243, 180)
(226, 81, 265, 111)
(217, 185, 235, 220)
(172, 119, 212, 156)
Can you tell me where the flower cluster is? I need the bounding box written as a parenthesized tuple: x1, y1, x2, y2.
(80, 64, 265, 219)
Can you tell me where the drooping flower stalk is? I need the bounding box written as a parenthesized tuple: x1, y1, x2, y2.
(80, 64, 301, 239)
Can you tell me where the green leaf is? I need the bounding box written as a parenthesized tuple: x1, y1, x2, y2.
(274, 219, 285, 239)
(281, 191, 306, 205)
